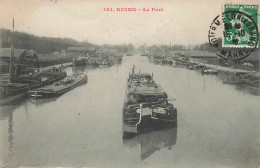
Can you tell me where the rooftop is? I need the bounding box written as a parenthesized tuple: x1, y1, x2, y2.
(67, 47, 96, 52)
(172, 51, 217, 57)
(0, 48, 26, 58)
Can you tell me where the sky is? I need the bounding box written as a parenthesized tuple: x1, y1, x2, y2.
(0, 0, 259, 47)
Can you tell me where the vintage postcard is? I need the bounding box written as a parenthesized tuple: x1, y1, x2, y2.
(0, 0, 259, 167)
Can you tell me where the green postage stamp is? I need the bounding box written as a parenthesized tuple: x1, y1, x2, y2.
(223, 4, 258, 48)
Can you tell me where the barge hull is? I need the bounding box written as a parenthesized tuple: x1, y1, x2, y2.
(123, 111, 177, 136)
(0, 92, 26, 105)
(27, 75, 87, 98)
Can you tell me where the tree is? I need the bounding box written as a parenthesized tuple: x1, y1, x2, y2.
(126, 44, 134, 52)
(171, 45, 186, 51)
(0, 28, 96, 54)
(137, 45, 145, 53)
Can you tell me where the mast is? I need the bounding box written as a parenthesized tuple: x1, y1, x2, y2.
(169, 41, 171, 58)
(9, 18, 14, 83)
(188, 43, 190, 67)
(164, 45, 166, 59)
(204, 44, 206, 68)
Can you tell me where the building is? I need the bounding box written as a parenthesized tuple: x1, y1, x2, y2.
(187, 51, 218, 64)
(172, 51, 218, 63)
(67, 47, 96, 55)
(0, 48, 38, 74)
(177, 50, 259, 71)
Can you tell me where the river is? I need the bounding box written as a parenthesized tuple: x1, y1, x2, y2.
(1, 55, 260, 168)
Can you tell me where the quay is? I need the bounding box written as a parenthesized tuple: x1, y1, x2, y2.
(41, 62, 73, 71)
(192, 62, 254, 75)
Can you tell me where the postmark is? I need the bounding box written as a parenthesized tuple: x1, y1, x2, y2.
(223, 4, 258, 48)
(208, 5, 259, 60)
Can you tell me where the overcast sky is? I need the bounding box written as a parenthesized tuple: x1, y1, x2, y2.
(0, 0, 259, 47)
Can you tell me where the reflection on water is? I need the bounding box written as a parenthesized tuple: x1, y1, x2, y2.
(235, 84, 259, 95)
(0, 106, 16, 121)
(71, 64, 119, 75)
(72, 66, 88, 74)
(123, 128, 177, 160)
(219, 72, 260, 95)
(7, 110, 14, 161)
(28, 97, 58, 107)
(0, 105, 16, 167)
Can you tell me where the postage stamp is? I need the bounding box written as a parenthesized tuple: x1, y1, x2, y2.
(222, 4, 258, 48)
(208, 4, 259, 60)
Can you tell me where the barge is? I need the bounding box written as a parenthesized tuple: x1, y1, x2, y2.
(0, 67, 67, 105)
(27, 73, 87, 98)
(122, 66, 177, 137)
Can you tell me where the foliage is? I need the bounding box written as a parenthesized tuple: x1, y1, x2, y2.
(193, 39, 220, 52)
(144, 44, 187, 54)
(102, 43, 134, 53)
(0, 28, 96, 54)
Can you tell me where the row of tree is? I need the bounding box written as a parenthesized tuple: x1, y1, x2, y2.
(0, 29, 96, 54)
(0, 29, 136, 54)
(137, 43, 219, 53)
(137, 44, 187, 54)
(193, 42, 219, 51)
(102, 44, 134, 53)
(0, 28, 221, 54)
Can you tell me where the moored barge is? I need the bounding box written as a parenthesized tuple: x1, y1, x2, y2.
(27, 73, 87, 98)
(0, 68, 67, 105)
(122, 66, 177, 137)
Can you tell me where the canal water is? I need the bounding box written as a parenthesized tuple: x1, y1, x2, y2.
(0, 55, 260, 168)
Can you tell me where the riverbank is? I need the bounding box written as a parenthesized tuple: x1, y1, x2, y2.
(38, 53, 77, 67)
(40, 62, 73, 71)
(193, 62, 254, 75)
(38, 52, 121, 69)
